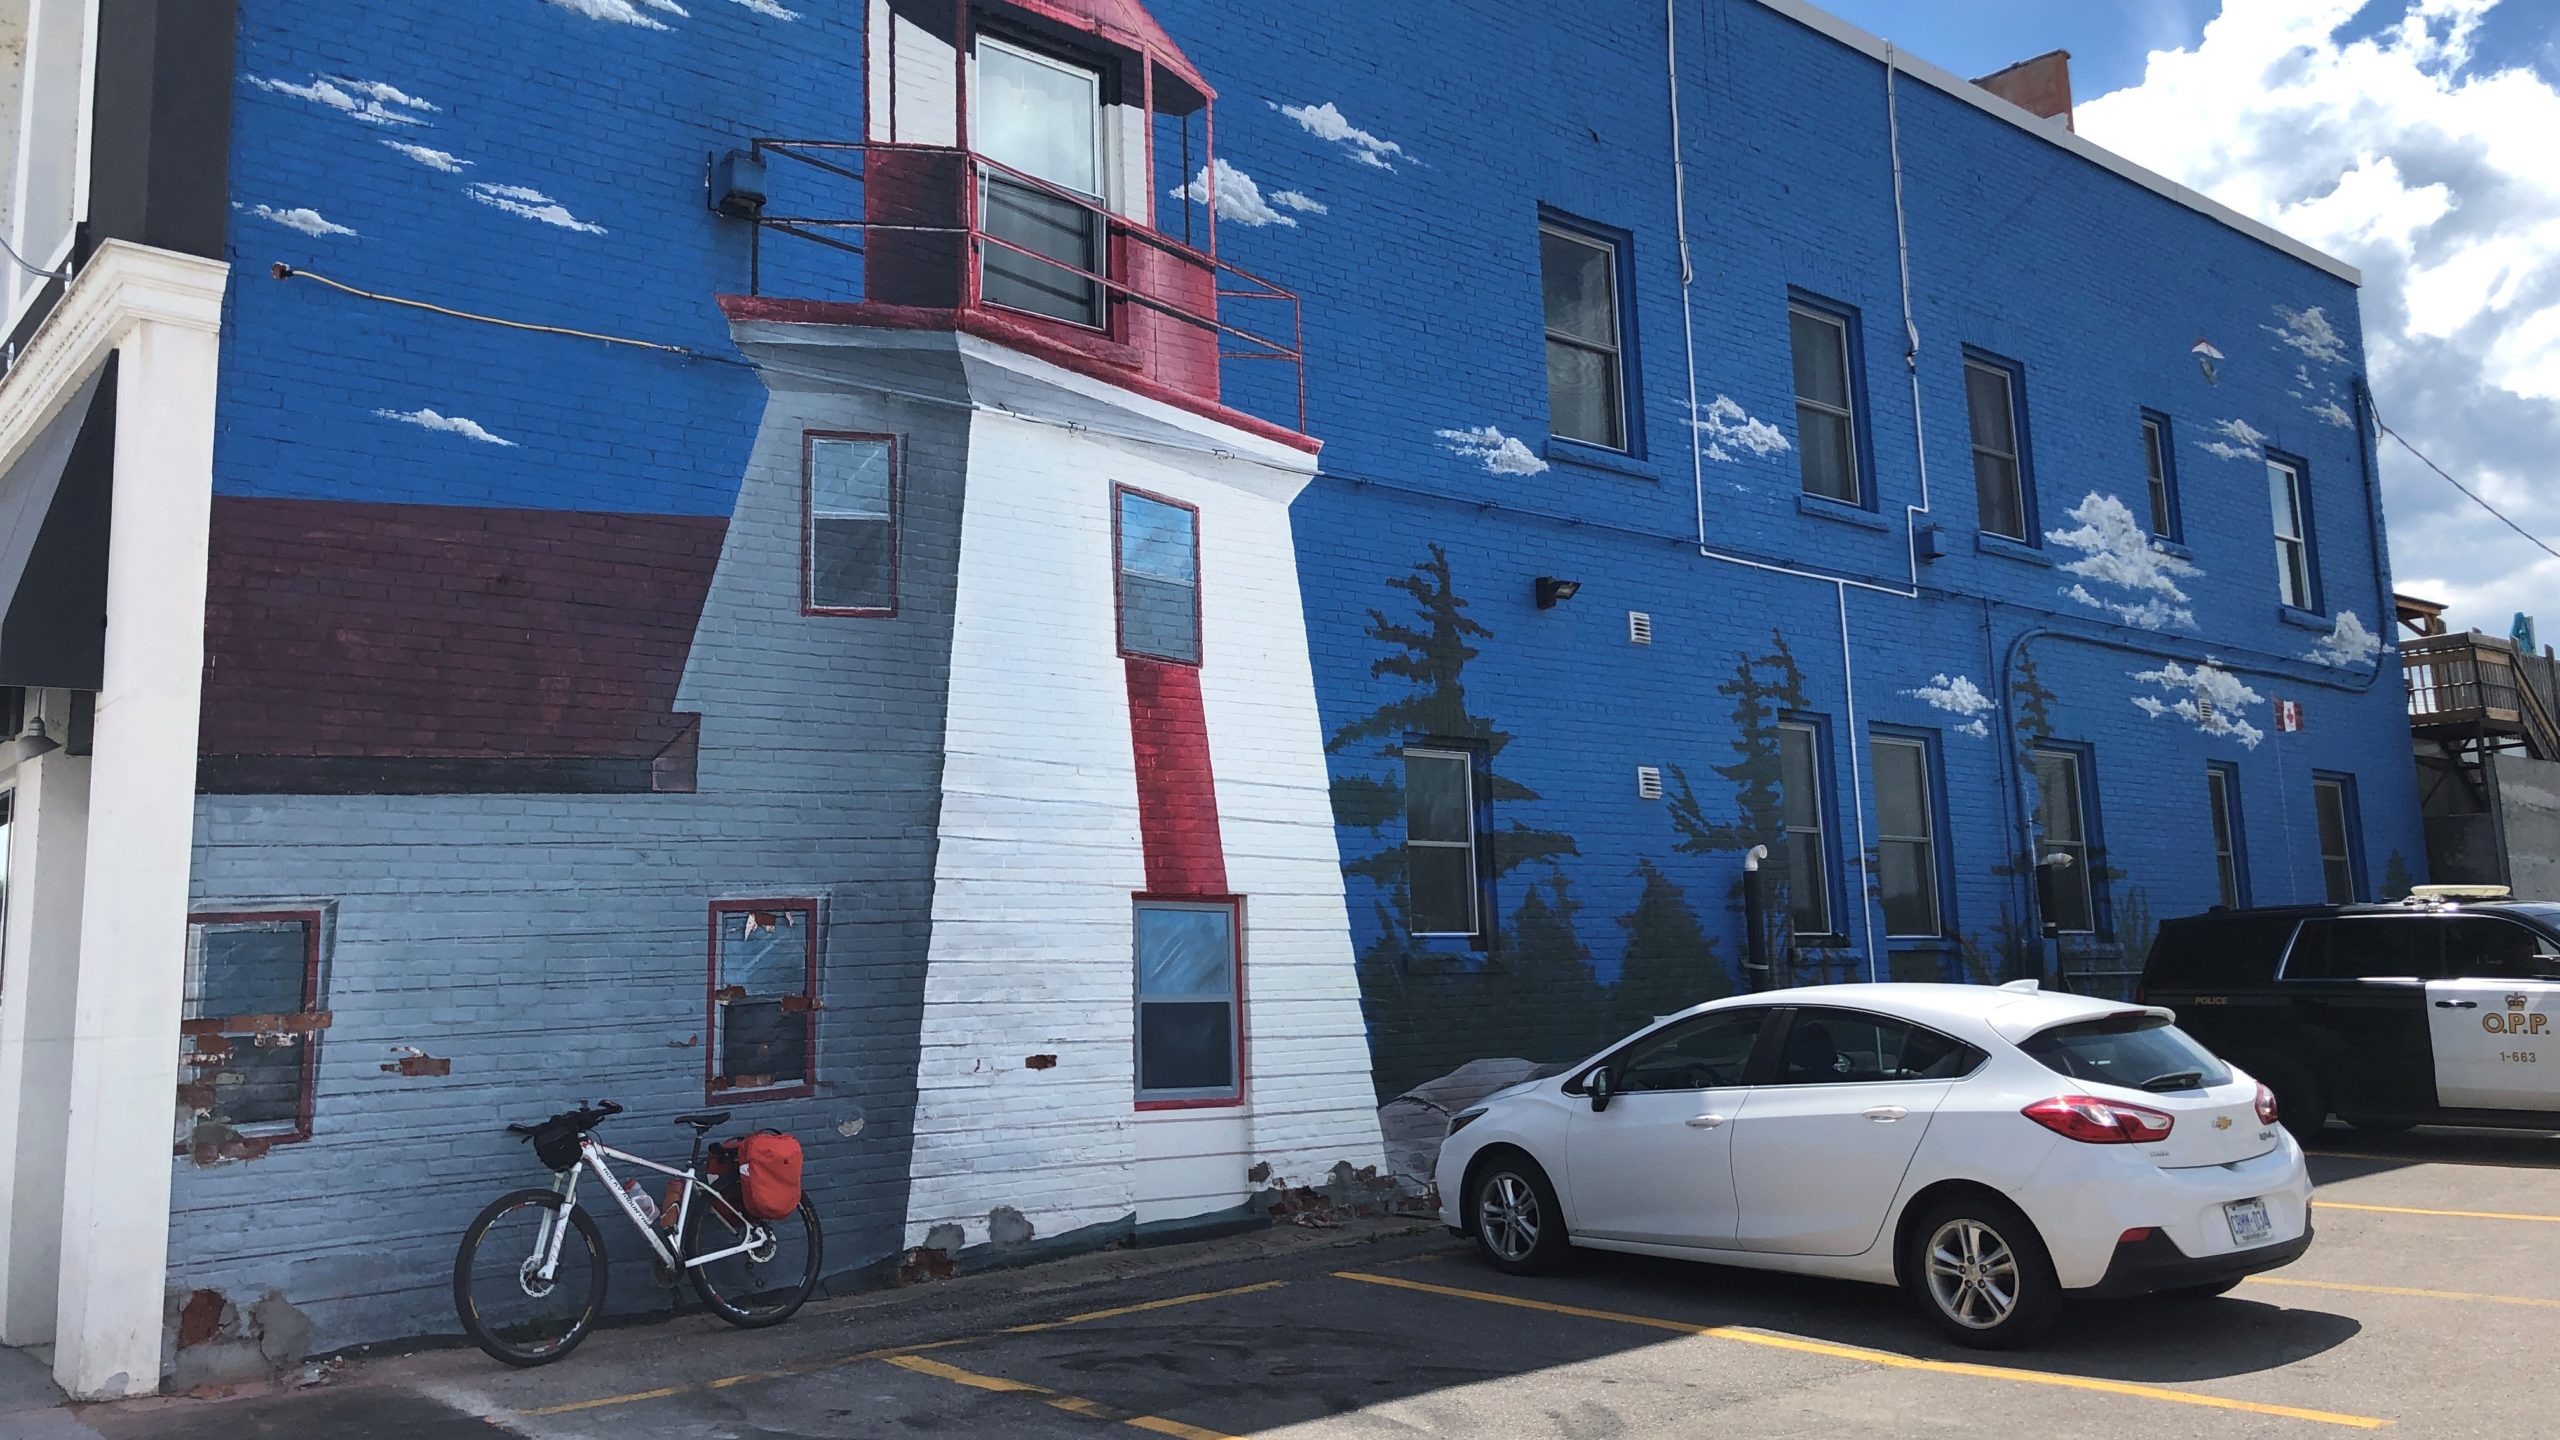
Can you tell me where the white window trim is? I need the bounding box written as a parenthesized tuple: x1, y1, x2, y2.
(2270, 458, 2312, 610)
(971, 33, 1107, 205)
(1871, 735, 1940, 940)
(1404, 747, 1481, 937)
(1777, 720, 1831, 937)
(1789, 304, 1860, 504)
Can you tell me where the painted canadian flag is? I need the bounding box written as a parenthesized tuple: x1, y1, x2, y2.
(2275, 699, 2305, 733)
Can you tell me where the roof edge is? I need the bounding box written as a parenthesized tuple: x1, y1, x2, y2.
(1749, 0, 2363, 288)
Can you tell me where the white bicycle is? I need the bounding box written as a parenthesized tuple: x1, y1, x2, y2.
(452, 1100, 823, 1366)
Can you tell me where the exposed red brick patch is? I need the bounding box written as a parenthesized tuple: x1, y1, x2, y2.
(1025, 1054, 1058, 1070)
(382, 1054, 453, 1078)
(176, 1290, 226, 1348)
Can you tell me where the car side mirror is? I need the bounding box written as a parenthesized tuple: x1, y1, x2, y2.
(1588, 1066, 1615, 1113)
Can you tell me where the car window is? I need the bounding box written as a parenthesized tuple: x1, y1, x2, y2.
(2441, 917, 2560, 981)
(2019, 1013, 2231, 1090)
(1616, 1011, 1766, 1093)
(1768, 1008, 1981, 1086)
(2142, 915, 2300, 989)
(2286, 916, 2443, 981)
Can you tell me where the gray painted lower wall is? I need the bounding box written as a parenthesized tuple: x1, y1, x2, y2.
(2494, 754, 2560, 902)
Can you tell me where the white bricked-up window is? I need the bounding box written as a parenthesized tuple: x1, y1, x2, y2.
(710, 901, 818, 1100)
(1540, 221, 1627, 451)
(1404, 747, 1481, 938)
(2031, 749, 2099, 935)
(179, 913, 328, 1151)
(1134, 900, 1242, 1107)
(1776, 721, 1831, 938)
(805, 435, 897, 614)
(1115, 487, 1200, 664)
(1789, 301, 1861, 504)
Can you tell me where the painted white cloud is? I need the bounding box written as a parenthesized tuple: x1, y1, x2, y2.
(1171, 159, 1300, 228)
(1437, 425, 1549, 476)
(2048, 492, 2202, 630)
(249, 74, 434, 126)
(468, 183, 607, 234)
(1692, 395, 1791, 463)
(2269, 304, 2351, 365)
(544, 0, 679, 27)
(725, 0, 799, 16)
(1907, 674, 1995, 738)
(2307, 609, 2386, 666)
(2078, 0, 2560, 633)
(384, 141, 470, 173)
(1269, 189, 1328, 216)
(2194, 417, 2271, 462)
(375, 408, 518, 447)
(2130, 660, 2267, 748)
(1274, 101, 1410, 170)
(252, 205, 355, 238)
(2310, 398, 2356, 428)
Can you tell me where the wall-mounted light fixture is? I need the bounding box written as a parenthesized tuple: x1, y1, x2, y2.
(709, 149, 768, 220)
(1535, 577, 1582, 610)
(14, 692, 58, 764)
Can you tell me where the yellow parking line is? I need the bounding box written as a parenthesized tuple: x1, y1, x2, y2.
(1334, 1270, 2389, 1430)
(881, 1354, 1239, 1440)
(2245, 1275, 2560, 1310)
(2316, 1200, 2560, 1224)
(519, 1278, 1283, 1417)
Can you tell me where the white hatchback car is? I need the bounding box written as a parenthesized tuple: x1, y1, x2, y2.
(1435, 982, 2312, 1347)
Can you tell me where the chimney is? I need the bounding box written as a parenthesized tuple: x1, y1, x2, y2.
(1971, 50, 2075, 131)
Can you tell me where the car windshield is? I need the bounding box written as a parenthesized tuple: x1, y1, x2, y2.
(2019, 1013, 2231, 1092)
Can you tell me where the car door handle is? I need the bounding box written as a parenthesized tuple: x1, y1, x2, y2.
(2436, 1000, 2478, 1009)
(1685, 1114, 1726, 1130)
(1861, 1106, 1910, 1122)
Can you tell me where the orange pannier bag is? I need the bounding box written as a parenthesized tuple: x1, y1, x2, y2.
(735, 1131, 804, 1222)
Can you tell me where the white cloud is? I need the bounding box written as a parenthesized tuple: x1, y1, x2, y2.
(2269, 304, 2350, 365)
(2130, 660, 2268, 748)
(1692, 394, 1791, 462)
(1907, 673, 1995, 737)
(2307, 609, 2387, 665)
(2048, 491, 2203, 630)
(2078, 0, 2560, 633)
(375, 407, 518, 447)
(1437, 425, 1549, 476)
(1269, 189, 1328, 215)
(384, 141, 470, 173)
(249, 74, 434, 126)
(725, 0, 797, 16)
(545, 0, 677, 26)
(1171, 159, 1300, 228)
(1274, 101, 1410, 170)
(2311, 398, 2357, 428)
(468, 183, 608, 234)
(252, 205, 355, 238)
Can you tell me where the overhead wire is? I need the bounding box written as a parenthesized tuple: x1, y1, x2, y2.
(2364, 395, 2560, 567)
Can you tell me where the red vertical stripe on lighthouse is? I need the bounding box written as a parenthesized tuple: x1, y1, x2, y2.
(1124, 656, 1228, 894)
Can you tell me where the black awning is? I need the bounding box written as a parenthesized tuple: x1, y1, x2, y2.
(0, 353, 115, 691)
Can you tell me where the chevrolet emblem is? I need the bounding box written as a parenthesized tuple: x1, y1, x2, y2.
(2214, 1116, 2234, 1130)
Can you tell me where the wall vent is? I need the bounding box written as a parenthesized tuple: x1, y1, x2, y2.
(1636, 766, 1664, 800)
(1628, 611, 1653, 645)
(2197, 696, 2218, 724)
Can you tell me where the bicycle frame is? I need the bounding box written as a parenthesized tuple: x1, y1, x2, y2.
(526, 1136, 770, 1282)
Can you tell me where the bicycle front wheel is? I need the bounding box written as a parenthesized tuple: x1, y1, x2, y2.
(687, 1194, 823, 1328)
(453, 1188, 608, 1366)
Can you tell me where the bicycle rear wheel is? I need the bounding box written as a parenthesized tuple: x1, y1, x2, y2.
(454, 1188, 608, 1366)
(687, 1194, 823, 1327)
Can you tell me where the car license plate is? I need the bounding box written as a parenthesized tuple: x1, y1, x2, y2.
(2225, 1198, 2273, 1246)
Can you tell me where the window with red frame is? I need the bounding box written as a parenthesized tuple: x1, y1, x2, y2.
(710, 900, 819, 1099)
(179, 912, 327, 1149)
(1134, 899, 1241, 1105)
(1115, 488, 1199, 664)
(806, 435, 897, 614)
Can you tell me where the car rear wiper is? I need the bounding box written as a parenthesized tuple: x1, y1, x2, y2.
(2137, 1070, 2205, 1092)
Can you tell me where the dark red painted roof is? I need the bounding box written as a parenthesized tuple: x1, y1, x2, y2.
(1007, 0, 1211, 100)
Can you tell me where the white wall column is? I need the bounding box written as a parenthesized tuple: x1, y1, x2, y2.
(0, 743, 90, 1345)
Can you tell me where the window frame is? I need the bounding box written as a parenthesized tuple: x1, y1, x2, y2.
(1775, 715, 1838, 941)
(1403, 743, 1486, 941)
(1869, 728, 1949, 941)
(2312, 772, 2365, 905)
(2031, 744, 2105, 937)
(1537, 213, 1636, 455)
(2267, 450, 2320, 613)
(2279, 915, 2439, 983)
(802, 431, 900, 617)
(178, 910, 327, 1152)
(971, 30, 1112, 330)
(2140, 410, 2182, 541)
(1787, 290, 1871, 509)
(1962, 347, 2037, 543)
(1112, 484, 1203, 667)
(1763, 1005, 1988, 1088)
(706, 898, 822, 1103)
(1133, 894, 1247, 1110)
(1568, 1005, 1781, 1095)
(2206, 761, 2250, 910)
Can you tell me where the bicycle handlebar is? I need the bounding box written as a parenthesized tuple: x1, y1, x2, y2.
(506, 1099, 624, 1137)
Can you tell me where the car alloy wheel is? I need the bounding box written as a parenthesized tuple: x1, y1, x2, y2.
(1924, 1218, 2020, 1330)
(1477, 1172, 1543, 1264)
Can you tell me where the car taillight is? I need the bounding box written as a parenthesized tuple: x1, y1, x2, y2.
(2022, 1095, 2176, 1145)
(2255, 1082, 2280, 1126)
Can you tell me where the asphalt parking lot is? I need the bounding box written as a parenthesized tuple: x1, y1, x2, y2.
(62, 1126, 2560, 1439)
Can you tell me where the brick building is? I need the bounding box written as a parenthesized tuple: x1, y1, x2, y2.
(0, 0, 2422, 1395)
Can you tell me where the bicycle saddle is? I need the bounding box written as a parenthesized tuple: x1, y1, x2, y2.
(673, 1110, 731, 1131)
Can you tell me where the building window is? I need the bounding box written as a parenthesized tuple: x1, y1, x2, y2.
(1115, 487, 1200, 664)
(2269, 454, 2316, 611)
(2313, 774, 2362, 904)
(1777, 720, 1832, 937)
(2031, 748, 2098, 935)
(805, 434, 897, 614)
(2, 0, 95, 327)
(180, 912, 326, 1148)
(1405, 747, 1481, 937)
(1871, 735, 1942, 938)
(1539, 221, 1627, 451)
(1964, 352, 2032, 541)
(1789, 299, 1861, 504)
(2207, 762, 2248, 909)
(2141, 412, 2181, 540)
(974, 34, 1106, 327)
(1134, 899, 1243, 1106)
(709, 900, 818, 1099)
